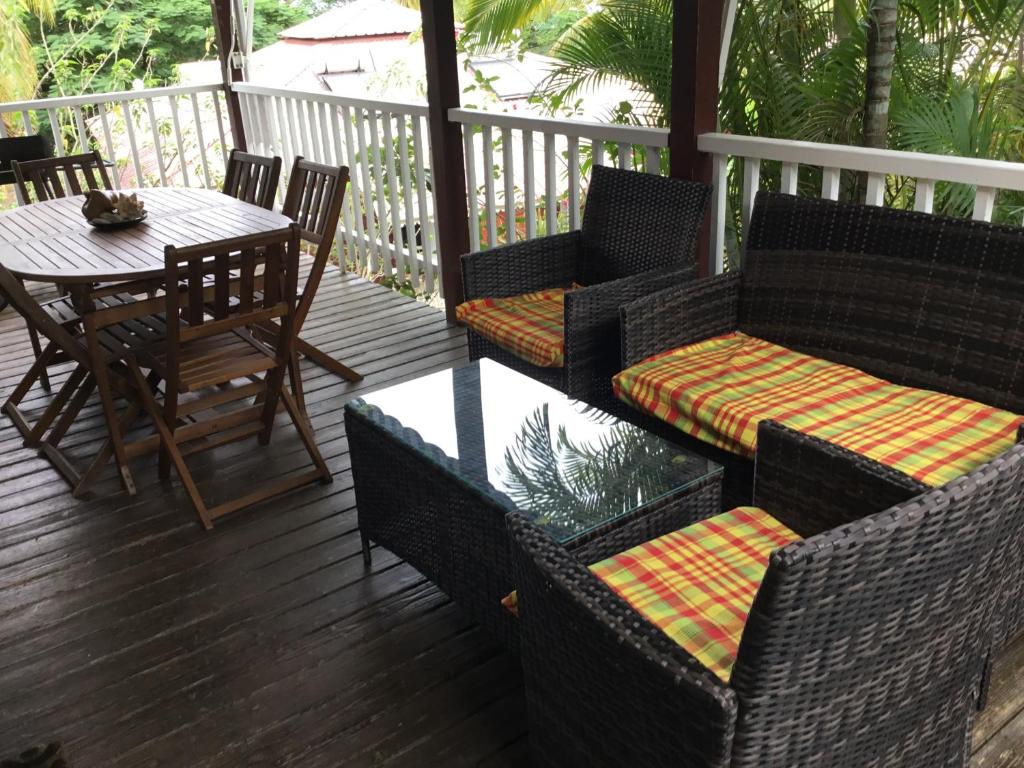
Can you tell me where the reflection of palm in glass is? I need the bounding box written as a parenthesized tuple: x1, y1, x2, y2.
(500, 404, 691, 540)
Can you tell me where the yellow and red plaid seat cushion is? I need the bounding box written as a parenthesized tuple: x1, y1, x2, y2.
(455, 288, 567, 368)
(613, 332, 1022, 487)
(591, 506, 799, 682)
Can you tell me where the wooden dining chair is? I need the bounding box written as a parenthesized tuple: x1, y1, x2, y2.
(12, 149, 113, 203)
(222, 149, 282, 210)
(9, 149, 117, 391)
(126, 224, 332, 529)
(274, 156, 360, 410)
(0, 261, 157, 495)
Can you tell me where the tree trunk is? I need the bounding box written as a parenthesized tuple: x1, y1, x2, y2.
(862, 0, 898, 149)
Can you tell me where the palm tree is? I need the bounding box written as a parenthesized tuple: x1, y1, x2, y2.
(0, 0, 54, 105)
(862, 0, 898, 149)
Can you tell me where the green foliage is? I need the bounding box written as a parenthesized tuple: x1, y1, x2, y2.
(0, 0, 54, 101)
(518, 7, 585, 53)
(32, 0, 309, 96)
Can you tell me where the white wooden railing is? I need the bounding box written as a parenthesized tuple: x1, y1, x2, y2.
(233, 83, 442, 298)
(700, 132, 1024, 273)
(449, 108, 668, 251)
(0, 83, 232, 194)
(10, 81, 1024, 300)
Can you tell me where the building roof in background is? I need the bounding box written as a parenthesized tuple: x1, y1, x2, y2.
(279, 0, 422, 42)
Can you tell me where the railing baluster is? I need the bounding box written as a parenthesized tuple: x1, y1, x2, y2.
(317, 101, 334, 163)
(412, 116, 436, 293)
(462, 125, 481, 252)
(212, 89, 230, 167)
(190, 92, 212, 188)
(273, 96, 295, 172)
(973, 186, 996, 222)
(338, 104, 369, 271)
(168, 95, 190, 186)
(397, 116, 419, 285)
(352, 106, 380, 273)
(71, 105, 89, 154)
(522, 129, 537, 239)
(821, 167, 840, 200)
(366, 109, 391, 272)
(381, 112, 407, 282)
(47, 109, 64, 155)
(502, 127, 517, 243)
(307, 100, 324, 161)
(145, 97, 169, 186)
(0, 117, 8, 138)
(781, 162, 799, 195)
(645, 145, 660, 174)
(96, 103, 120, 189)
(121, 102, 145, 186)
(864, 173, 885, 205)
(481, 125, 498, 247)
(710, 153, 727, 275)
(914, 179, 935, 213)
(567, 135, 580, 231)
(329, 103, 359, 269)
(741, 157, 761, 238)
(285, 98, 302, 160)
(617, 141, 630, 169)
(20, 111, 32, 136)
(593, 139, 605, 168)
(544, 132, 557, 235)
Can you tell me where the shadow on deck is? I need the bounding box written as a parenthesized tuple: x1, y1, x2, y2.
(0, 270, 1020, 766)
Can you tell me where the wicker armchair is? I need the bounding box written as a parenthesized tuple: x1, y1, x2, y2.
(460, 164, 710, 408)
(508, 421, 1024, 768)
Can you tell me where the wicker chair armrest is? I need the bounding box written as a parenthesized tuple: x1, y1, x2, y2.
(619, 271, 742, 368)
(753, 420, 927, 537)
(508, 511, 737, 767)
(460, 231, 581, 301)
(563, 265, 696, 405)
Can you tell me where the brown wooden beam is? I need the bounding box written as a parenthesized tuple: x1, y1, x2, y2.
(209, 0, 248, 151)
(420, 0, 470, 322)
(669, 0, 723, 275)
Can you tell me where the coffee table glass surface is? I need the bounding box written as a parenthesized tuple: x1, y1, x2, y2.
(350, 359, 722, 545)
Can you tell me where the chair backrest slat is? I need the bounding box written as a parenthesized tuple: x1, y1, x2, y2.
(280, 156, 349, 330)
(222, 149, 282, 210)
(12, 150, 113, 204)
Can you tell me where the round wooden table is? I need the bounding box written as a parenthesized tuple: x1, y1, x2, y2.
(0, 187, 293, 284)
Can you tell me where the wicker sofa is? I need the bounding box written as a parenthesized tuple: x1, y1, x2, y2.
(508, 421, 1024, 768)
(458, 164, 710, 409)
(617, 191, 1024, 646)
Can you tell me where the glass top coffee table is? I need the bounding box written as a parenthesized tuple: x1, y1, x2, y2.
(344, 359, 723, 648)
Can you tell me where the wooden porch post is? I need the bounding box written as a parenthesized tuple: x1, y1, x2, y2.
(669, 0, 723, 274)
(210, 0, 248, 151)
(420, 0, 470, 322)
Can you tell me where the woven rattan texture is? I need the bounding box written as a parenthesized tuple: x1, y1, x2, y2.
(743, 191, 1024, 413)
(461, 166, 710, 406)
(509, 423, 1024, 767)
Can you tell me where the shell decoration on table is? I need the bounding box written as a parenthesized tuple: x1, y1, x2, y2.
(82, 190, 147, 226)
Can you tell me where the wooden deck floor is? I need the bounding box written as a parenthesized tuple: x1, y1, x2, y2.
(0, 270, 1022, 767)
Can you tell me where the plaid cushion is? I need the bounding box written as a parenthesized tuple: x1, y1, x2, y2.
(613, 332, 1023, 487)
(456, 288, 567, 368)
(591, 506, 798, 682)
